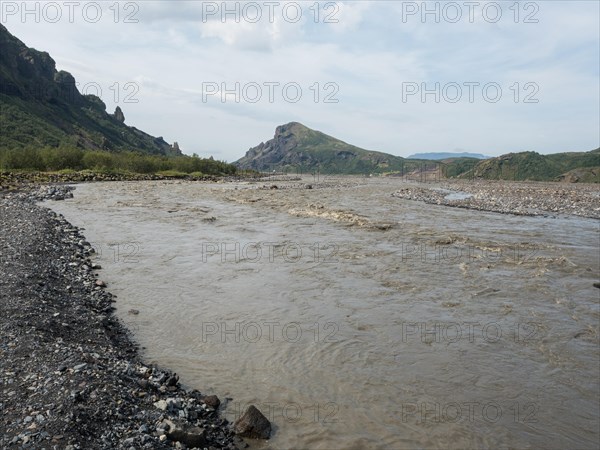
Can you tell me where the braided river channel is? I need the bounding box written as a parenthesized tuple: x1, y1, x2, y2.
(48, 177, 599, 449)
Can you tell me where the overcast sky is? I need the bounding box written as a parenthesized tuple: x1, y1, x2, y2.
(2, 1, 599, 160)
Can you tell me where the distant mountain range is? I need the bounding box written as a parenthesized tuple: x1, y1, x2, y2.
(0, 24, 179, 155)
(408, 152, 490, 160)
(2, 23, 596, 182)
(237, 123, 599, 182)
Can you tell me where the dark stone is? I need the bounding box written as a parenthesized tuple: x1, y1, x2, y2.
(203, 394, 220, 409)
(166, 373, 179, 386)
(167, 425, 207, 448)
(233, 405, 271, 439)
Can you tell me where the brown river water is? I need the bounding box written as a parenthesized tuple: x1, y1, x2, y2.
(48, 177, 599, 449)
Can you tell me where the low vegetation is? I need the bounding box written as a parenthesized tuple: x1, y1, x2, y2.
(0, 146, 237, 176)
(455, 149, 600, 182)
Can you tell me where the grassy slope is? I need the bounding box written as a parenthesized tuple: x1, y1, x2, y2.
(0, 93, 175, 154)
(0, 24, 175, 155)
(244, 123, 420, 174)
(246, 124, 600, 180)
(240, 123, 600, 181)
(457, 149, 600, 181)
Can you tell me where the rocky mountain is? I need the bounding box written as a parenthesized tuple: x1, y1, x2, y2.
(408, 152, 489, 160)
(235, 122, 412, 174)
(236, 122, 599, 182)
(0, 24, 180, 155)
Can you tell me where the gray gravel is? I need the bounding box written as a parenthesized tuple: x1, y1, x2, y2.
(0, 186, 246, 449)
(392, 180, 600, 219)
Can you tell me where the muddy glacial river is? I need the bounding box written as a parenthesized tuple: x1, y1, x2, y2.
(49, 177, 600, 449)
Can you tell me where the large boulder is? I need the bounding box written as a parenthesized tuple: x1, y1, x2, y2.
(233, 405, 271, 439)
(202, 394, 220, 409)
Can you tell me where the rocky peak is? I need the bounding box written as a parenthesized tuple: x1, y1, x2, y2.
(274, 121, 306, 137)
(0, 24, 82, 105)
(113, 106, 125, 123)
(0, 24, 177, 155)
(235, 122, 408, 174)
(235, 122, 337, 170)
(53, 70, 82, 104)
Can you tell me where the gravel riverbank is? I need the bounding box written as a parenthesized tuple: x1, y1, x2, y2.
(0, 187, 246, 449)
(392, 180, 600, 219)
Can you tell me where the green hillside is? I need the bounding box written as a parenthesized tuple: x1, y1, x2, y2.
(237, 122, 599, 181)
(0, 23, 178, 155)
(236, 122, 421, 174)
(457, 149, 600, 181)
(0, 24, 239, 177)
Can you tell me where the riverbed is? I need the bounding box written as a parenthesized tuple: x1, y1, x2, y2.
(49, 177, 600, 449)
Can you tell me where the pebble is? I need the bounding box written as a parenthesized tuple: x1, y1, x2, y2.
(391, 180, 600, 219)
(0, 188, 246, 450)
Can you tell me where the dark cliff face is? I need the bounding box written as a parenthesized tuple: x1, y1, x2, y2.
(0, 24, 181, 155)
(236, 122, 310, 170)
(0, 24, 81, 104)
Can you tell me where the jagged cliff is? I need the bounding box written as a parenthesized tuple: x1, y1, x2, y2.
(0, 24, 180, 155)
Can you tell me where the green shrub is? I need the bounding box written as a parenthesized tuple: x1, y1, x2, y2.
(112, 152, 158, 174)
(82, 151, 114, 171)
(0, 146, 237, 175)
(41, 146, 84, 171)
(0, 147, 45, 171)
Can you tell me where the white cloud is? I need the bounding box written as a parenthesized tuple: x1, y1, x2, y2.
(2, 0, 598, 159)
(331, 1, 371, 32)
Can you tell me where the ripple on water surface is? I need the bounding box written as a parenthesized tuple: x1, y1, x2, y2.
(49, 179, 600, 450)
